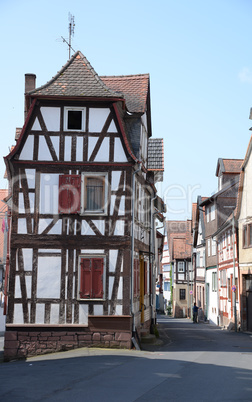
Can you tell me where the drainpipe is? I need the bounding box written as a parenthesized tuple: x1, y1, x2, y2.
(131, 163, 141, 334)
(232, 213, 237, 332)
(150, 195, 157, 327)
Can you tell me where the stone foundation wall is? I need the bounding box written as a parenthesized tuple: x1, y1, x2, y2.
(4, 328, 132, 361)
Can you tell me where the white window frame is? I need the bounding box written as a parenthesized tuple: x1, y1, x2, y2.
(81, 172, 108, 215)
(208, 239, 211, 257)
(206, 207, 209, 223)
(178, 261, 184, 272)
(64, 107, 86, 131)
(211, 204, 216, 221)
(212, 236, 216, 256)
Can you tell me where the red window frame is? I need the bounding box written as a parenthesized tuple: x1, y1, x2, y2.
(79, 257, 104, 299)
(59, 175, 81, 214)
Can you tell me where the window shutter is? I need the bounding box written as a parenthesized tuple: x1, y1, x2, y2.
(59, 175, 81, 214)
(79, 258, 91, 298)
(92, 258, 104, 298)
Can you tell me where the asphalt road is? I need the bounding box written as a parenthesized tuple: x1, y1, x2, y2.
(0, 316, 252, 401)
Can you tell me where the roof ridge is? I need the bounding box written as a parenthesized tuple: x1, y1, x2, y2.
(28, 51, 123, 98)
(100, 74, 149, 79)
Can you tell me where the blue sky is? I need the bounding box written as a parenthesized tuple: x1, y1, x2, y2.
(1, 0, 252, 220)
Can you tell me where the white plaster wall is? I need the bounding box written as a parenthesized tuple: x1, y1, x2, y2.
(79, 304, 88, 325)
(50, 304, 60, 324)
(25, 169, 36, 188)
(111, 171, 122, 192)
(32, 117, 41, 131)
(41, 107, 60, 131)
(13, 303, 24, 324)
(64, 136, 72, 161)
(17, 219, 27, 234)
(89, 108, 110, 132)
(37, 256, 61, 298)
(93, 305, 103, 315)
(19, 135, 34, 160)
(206, 268, 218, 325)
(94, 137, 109, 162)
(114, 138, 127, 162)
(108, 119, 117, 132)
(109, 250, 118, 272)
(113, 220, 124, 236)
(36, 304, 45, 324)
(240, 154, 252, 219)
(38, 136, 53, 161)
(76, 137, 83, 161)
(40, 174, 59, 214)
(81, 220, 96, 236)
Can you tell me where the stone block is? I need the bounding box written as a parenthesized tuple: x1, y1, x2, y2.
(115, 332, 131, 342)
(4, 340, 19, 349)
(103, 334, 113, 341)
(5, 332, 17, 341)
(92, 333, 101, 341)
(61, 335, 75, 341)
(78, 334, 92, 341)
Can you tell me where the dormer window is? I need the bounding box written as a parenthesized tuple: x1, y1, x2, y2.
(64, 107, 85, 131)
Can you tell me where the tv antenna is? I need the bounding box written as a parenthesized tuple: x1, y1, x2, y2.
(61, 13, 75, 59)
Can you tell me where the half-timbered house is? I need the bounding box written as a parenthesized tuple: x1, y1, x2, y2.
(3, 51, 164, 360)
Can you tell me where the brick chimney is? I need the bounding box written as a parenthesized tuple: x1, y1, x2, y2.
(24, 73, 36, 120)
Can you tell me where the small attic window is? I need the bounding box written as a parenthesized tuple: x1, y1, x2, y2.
(64, 107, 85, 131)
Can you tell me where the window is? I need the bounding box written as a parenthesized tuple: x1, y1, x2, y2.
(178, 261, 184, 272)
(212, 272, 217, 292)
(206, 207, 209, 223)
(79, 256, 105, 299)
(180, 289, 186, 300)
(220, 270, 227, 287)
(59, 175, 81, 214)
(164, 282, 170, 292)
(82, 173, 108, 215)
(211, 204, 215, 221)
(212, 237, 216, 256)
(196, 252, 200, 267)
(243, 223, 252, 248)
(59, 173, 108, 215)
(163, 264, 170, 272)
(64, 107, 85, 131)
(208, 239, 211, 257)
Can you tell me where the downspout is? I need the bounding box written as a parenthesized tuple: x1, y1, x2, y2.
(232, 212, 237, 332)
(131, 163, 141, 334)
(150, 195, 157, 327)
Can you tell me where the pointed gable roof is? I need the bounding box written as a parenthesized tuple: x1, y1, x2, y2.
(28, 51, 123, 100)
(216, 158, 243, 177)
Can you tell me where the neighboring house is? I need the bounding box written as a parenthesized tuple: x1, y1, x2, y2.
(192, 196, 207, 321)
(167, 220, 192, 318)
(200, 158, 242, 325)
(161, 230, 171, 312)
(3, 51, 164, 360)
(236, 135, 252, 332)
(213, 213, 239, 329)
(0, 189, 8, 331)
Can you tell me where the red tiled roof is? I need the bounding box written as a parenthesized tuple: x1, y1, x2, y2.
(216, 158, 243, 176)
(28, 51, 149, 114)
(101, 75, 149, 114)
(29, 51, 123, 100)
(173, 238, 186, 259)
(222, 159, 243, 173)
